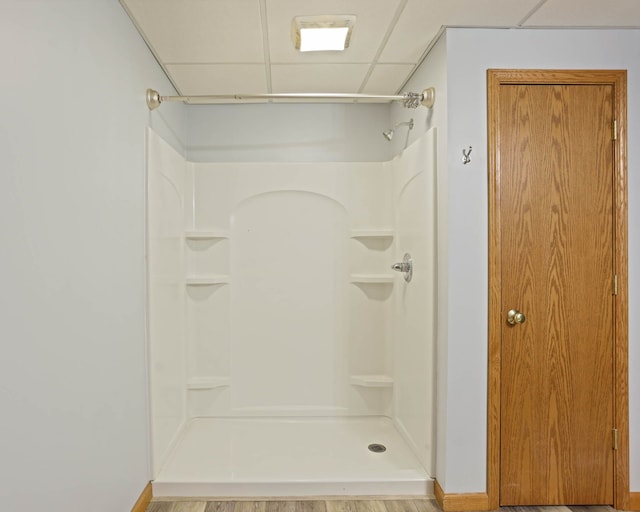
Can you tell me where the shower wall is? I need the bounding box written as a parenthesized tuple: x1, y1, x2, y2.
(147, 126, 437, 476)
(147, 128, 188, 475)
(185, 161, 393, 419)
(391, 128, 437, 473)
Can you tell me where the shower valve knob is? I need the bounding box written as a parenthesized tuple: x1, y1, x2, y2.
(391, 253, 413, 282)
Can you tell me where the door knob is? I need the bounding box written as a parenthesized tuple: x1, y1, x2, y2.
(506, 309, 526, 325)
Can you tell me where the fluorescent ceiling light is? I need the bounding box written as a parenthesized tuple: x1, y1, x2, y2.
(293, 15, 355, 52)
(299, 27, 350, 52)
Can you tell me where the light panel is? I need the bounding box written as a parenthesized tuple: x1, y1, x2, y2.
(299, 27, 350, 52)
(293, 15, 355, 52)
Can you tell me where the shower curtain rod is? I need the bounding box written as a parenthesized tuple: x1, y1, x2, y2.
(146, 87, 435, 110)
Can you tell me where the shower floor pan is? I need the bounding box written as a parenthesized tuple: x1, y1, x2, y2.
(153, 416, 432, 498)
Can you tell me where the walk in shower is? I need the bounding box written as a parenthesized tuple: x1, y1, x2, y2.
(146, 101, 437, 497)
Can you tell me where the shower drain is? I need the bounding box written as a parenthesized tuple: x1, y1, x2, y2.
(368, 443, 387, 453)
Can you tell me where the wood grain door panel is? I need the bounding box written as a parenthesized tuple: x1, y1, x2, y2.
(498, 83, 615, 505)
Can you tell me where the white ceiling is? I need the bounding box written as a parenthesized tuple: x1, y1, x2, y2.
(120, 0, 640, 98)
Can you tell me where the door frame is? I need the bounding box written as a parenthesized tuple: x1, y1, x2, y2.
(487, 69, 629, 509)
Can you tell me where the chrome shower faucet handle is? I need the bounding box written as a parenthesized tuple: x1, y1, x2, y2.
(391, 253, 413, 282)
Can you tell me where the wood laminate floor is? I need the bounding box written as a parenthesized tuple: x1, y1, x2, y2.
(145, 499, 617, 512)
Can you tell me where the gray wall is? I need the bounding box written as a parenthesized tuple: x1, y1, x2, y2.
(0, 1, 185, 510)
(431, 28, 640, 494)
(187, 102, 393, 162)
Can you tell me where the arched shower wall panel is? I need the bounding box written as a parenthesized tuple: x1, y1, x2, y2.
(184, 163, 396, 419)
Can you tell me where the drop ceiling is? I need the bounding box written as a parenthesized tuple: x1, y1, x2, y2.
(120, 0, 640, 98)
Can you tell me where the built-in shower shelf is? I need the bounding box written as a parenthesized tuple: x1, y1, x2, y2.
(185, 230, 229, 240)
(187, 376, 230, 390)
(350, 274, 394, 284)
(350, 375, 394, 388)
(186, 275, 230, 286)
(350, 230, 394, 240)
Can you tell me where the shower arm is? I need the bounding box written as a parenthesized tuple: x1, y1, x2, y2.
(146, 88, 435, 110)
(393, 119, 414, 130)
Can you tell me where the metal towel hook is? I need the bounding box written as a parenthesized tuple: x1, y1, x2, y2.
(462, 146, 472, 164)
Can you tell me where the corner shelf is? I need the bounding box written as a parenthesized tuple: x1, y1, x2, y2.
(185, 230, 229, 240)
(350, 229, 394, 240)
(187, 376, 230, 390)
(186, 275, 230, 286)
(350, 274, 394, 284)
(350, 374, 394, 388)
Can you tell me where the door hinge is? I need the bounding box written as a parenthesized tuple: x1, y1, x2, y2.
(613, 274, 618, 296)
(613, 120, 618, 141)
(613, 428, 619, 450)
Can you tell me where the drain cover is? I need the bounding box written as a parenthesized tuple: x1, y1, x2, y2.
(368, 443, 387, 453)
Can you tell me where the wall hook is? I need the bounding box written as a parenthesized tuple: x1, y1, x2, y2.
(462, 146, 472, 165)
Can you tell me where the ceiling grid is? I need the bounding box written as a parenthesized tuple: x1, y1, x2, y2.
(120, 0, 640, 99)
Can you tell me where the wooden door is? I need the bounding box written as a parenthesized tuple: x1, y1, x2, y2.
(494, 76, 618, 505)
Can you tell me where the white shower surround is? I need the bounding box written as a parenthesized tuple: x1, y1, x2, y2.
(147, 127, 437, 496)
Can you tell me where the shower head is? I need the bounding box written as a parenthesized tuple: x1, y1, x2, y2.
(382, 118, 414, 141)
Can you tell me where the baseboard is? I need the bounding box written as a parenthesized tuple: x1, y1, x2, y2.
(434, 480, 491, 512)
(433, 483, 638, 511)
(153, 495, 435, 502)
(131, 482, 153, 512)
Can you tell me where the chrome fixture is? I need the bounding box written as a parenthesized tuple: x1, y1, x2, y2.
(391, 253, 413, 282)
(383, 119, 414, 141)
(145, 87, 436, 110)
(506, 309, 526, 325)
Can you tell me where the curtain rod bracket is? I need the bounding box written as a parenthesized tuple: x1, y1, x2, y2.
(146, 89, 161, 110)
(421, 87, 436, 108)
(402, 88, 435, 109)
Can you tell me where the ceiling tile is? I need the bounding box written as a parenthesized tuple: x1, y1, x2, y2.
(362, 64, 416, 94)
(266, 0, 403, 63)
(166, 64, 268, 96)
(271, 64, 370, 93)
(379, 0, 543, 63)
(121, 0, 265, 63)
(523, 0, 640, 26)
